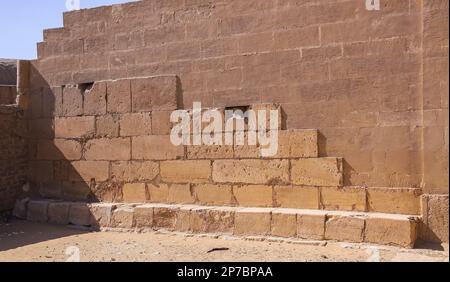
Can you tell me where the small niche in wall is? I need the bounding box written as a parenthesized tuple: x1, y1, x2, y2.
(78, 82, 94, 93)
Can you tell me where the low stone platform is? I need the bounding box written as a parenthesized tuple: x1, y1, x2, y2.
(14, 199, 420, 249)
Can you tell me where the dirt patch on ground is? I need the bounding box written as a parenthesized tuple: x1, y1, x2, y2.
(0, 220, 448, 262)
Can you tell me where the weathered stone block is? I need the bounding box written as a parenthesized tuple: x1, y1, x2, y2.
(107, 79, 131, 113)
(271, 209, 297, 237)
(62, 86, 83, 116)
(365, 216, 418, 248)
(153, 205, 178, 230)
(122, 183, 147, 203)
(233, 185, 273, 207)
(321, 187, 367, 212)
(69, 204, 91, 226)
(37, 139, 82, 161)
(48, 202, 70, 225)
(111, 206, 135, 228)
(274, 185, 319, 209)
(84, 138, 131, 161)
(325, 215, 365, 243)
(27, 200, 49, 223)
(131, 76, 179, 112)
(187, 143, 234, 159)
(89, 203, 115, 228)
(120, 112, 152, 136)
(69, 161, 109, 182)
(134, 204, 154, 228)
(152, 111, 173, 135)
(297, 211, 326, 240)
(111, 161, 159, 182)
(168, 184, 195, 204)
(160, 160, 211, 183)
(193, 184, 233, 205)
(263, 130, 318, 158)
(148, 184, 169, 203)
(96, 115, 119, 137)
(55, 116, 95, 138)
(84, 82, 107, 115)
(234, 208, 273, 236)
(213, 159, 289, 185)
(291, 158, 343, 187)
(132, 135, 184, 160)
(367, 188, 421, 215)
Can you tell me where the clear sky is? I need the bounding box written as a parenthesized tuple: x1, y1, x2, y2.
(0, 0, 138, 60)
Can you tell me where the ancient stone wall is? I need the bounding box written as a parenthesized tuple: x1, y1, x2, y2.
(28, 0, 448, 193)
(0, 105, 27, 212)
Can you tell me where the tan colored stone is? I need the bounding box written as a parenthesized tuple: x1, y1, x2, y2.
(325, 215, 365, 243)
(84, 82, 107, 115)
(187, 144, 234, 159)
(190, 207, 235, 234)
(271, 209, 297, 237)
(84, 138, 131, 161)
(161, 160, 211, 183)
(134, 204, 154, 228)
(194, 184, 233, 205)
(213, 159, 289, 184)
(123, 183, 147, 203)
(89, 203, 115, 228)
(175, 205, 196, 232)
(262, 130, 318, 158)
(107, 79, 131, 114)
(148, 184, 169, 203)
(62, 86, 82, 116)
(27, 200, 49, 223)
(367, 188, 421, 215)
(55, 116, 95, 138)
(48, 202, 70, 225)
(321, 187, 367, 212)
(297, 211, 326, 240)
(168, 184, 195, 204)
(365, 216, 418, 248)
(234, 208, 273, 236)
(131, 76, 178, 112)
(274, 185, 319, 209)
(120, 112, 152, 136)
(111, 161, 159, 182)
(69, 161, 109, 182)
(152, 111, 173, 135)
(132, 135, 184, 160)
(111, 206, 135, 228)
(233, 185, 273, 207)
(291, 158, 343, 187)
(153, 205, 178, 230)
(37, 139, 82, 161)
(421, 194, 449, 243)
(69, 204, 91, 226)
(96, 115, 119, 137)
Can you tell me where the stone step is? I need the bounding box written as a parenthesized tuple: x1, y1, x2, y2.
(15, 199, 420, 248)
(123, 184, 422, 215)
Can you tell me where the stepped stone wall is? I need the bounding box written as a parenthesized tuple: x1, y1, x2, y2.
(3, 0, 448, 244)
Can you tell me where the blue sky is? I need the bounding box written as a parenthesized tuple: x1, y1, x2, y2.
(0, 0, 137, 59)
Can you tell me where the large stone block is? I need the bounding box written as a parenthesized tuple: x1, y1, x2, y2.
(48, 202, 70, 225)
(84, 138, 131, 161)
(190, 207, 235, 234)
(27, 200, 49, 223)
(89, 203, 116, 228)
(367, 188, 421, 215)
(134, 204, 154, 228)
(325, 214, 365, 243)
(187, 144, 234, 159)
(321, 187, 367, 212)
(234, 208, 273, 236)
(55, 116, 95, 138)
(120, 112, 152, 136)
(421, 194, 449, 243)
(37, 139, 82, 161)
(111, 206, 135, 228)
(69, 161, 109, 182)
(263, 130, 318, 158)
(122, 183, 147, 203)
(62, 86, 83, 116)
(153, 205, 178, 230)
(213, 159, 289, 185)
(167, 184, 195, 204)
(297, 211, 326, 240)
(365, 216, 418, 248)
(132, 135, 184, 160)
(107, 79, 131, 114)
(96, 115, 119, 137)
(148, 184, 169, 203)
(152, 111, 173, 135)
(84, 82, 107, 115)
(193, 184, 233, 206)
(274, 185, 319, 209)
(271, 209, 297, 237)
(233, 185, 273, 207)
(69, 204, 91, 226)
(291, 158, 343, 187)
(111, 161, 159, 182)
(131, 76, 179, 112)
(160, 160, 211, 183)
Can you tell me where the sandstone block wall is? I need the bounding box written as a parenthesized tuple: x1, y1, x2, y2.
(28, 0, 449, 193)
(0, 105, 27, 212)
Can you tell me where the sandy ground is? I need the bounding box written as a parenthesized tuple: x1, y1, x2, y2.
(0, 220, 448, 262)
